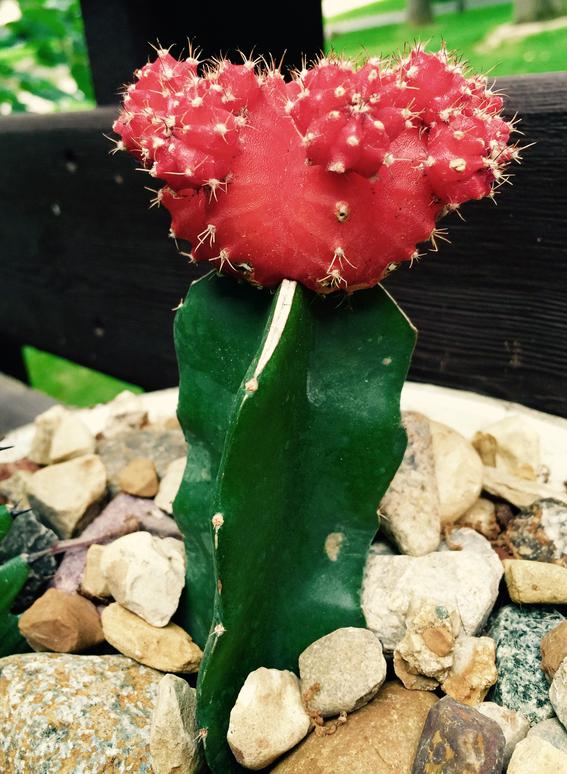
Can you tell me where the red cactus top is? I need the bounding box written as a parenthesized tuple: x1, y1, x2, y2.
(114, 46, 518, 294)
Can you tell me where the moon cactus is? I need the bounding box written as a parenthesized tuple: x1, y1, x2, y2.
(114, 45, 517, 772)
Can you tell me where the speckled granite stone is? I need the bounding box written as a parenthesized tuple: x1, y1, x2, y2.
(0, 653, 161, 772)
(0, 511, 57, 612)
(487, 605, 565, 724)
(504, 499, 567, 563)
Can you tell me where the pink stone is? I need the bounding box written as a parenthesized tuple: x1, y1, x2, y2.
(53, 494, 181, 593)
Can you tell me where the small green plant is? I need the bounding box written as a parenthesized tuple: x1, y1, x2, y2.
(0, 505, 31, 656)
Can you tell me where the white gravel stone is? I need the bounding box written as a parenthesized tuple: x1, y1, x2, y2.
(102, 390, 149, 438)
(370, 540, 397, 555)
(441, 636, 498, 706)
(49, 414, 95, 463)
(507, 735, 567, 773)
(0, 470, 33, 510)
(429, 419, 483, 524)
(379, 412, 441, 556)
(227, 668, 310, 770)
(27, 405, 68, 464)
(482, 467, 552, 509)
(362, 530, 503, 652)
(456, 498, 500, 540)
(150, 674, 203, 774)
(473, 415, 540, 481)
(395, 603, 460, 683)
(154, 457, 186, 514)
(477, 702, 530, 766)
(101, 531, 185, 627)
(299, 627, 386, 717)
(28, 454, 107, 538)
(439, 527, 503, 578)
(528, 718, 567, 755)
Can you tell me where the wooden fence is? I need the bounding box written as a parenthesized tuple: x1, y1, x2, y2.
(0, 3, 566, 416)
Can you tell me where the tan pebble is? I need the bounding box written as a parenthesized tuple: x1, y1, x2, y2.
(154, 457, 185, 514)
(150, 674, 203, 774)
(271, 682, 437, 773)
(80, 544, 111, 599)
(227, 668, 310, 769)
(0, 470, 33, 509)
(395, 602, 460, 682)
(421, 626, 455, 657)
(117, 457, 159, 498)
(541, 621, 567, 681)
(393, 650, 439, 691)
(457, 498, 500, 540)
(18, 588, 104, 653)
(100, 531, 185, 627)
(441, 636, 498, 705)
(503, 559, 567, 604)
(101, 603, 202, 673)
(27, 454, 107, 538)
(429, 420, 483, 524)
(379, 412, 441, 556)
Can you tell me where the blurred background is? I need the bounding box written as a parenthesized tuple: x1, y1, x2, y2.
(1, 0, 566, 409)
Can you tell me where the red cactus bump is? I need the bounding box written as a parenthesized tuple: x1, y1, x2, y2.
(113, 46, 519, 294)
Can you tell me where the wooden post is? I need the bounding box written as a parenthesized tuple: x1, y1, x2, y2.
(79, 0, 324, 105)
(0, 335, 28, 383)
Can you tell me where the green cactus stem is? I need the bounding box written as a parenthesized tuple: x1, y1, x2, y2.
(0, 505, 12, 542)
(173, 274, 415, 772)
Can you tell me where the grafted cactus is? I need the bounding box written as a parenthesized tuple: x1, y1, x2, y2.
(114, 44, 518, 773)
(114, 46, 517, 295)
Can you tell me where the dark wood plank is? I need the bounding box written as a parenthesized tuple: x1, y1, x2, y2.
(0, 107, 195, 392)
(0, 335, 28, 383)
(80, 0, 324, 105)
(386, 71, 567, 416)
(0, 72, 565, 415)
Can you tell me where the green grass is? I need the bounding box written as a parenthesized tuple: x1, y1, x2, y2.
(326, 3, 567, 75)
(23, 347, 143, 408)
(327, 0, 406, 21)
